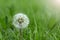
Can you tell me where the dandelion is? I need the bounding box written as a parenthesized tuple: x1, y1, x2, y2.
(12, 13, 29, 40)
(13, 13, 29, 29)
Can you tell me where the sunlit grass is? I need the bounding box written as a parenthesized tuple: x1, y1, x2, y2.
(0, 0, 60, 40)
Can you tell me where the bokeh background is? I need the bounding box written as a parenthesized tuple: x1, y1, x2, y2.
(0, 0, 60, 40)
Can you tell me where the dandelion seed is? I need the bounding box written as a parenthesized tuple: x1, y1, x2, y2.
(13, 13, 29, 29)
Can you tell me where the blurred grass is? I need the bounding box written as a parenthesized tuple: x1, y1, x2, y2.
(0, 0, 60, 40)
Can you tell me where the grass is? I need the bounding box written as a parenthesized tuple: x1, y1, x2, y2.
(0, 0, 60, 40)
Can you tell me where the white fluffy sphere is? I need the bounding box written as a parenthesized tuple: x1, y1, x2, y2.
(13, 13, 29, 29)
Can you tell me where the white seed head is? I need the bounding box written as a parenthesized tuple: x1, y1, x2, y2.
(13, 13, 29, 29)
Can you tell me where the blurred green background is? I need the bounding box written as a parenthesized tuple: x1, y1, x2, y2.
(0, 0, 60, 40)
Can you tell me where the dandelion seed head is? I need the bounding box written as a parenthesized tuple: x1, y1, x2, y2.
(13, 13, 29, 29)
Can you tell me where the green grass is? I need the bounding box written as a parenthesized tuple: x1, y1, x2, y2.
(0, 0, 60, 40)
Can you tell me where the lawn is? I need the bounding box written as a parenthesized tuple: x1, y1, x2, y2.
(0, 0, 60, 40)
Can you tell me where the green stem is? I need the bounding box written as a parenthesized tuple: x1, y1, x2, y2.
(20, 29, 23, 40)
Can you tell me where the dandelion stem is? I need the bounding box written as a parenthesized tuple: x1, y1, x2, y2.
(20, 29, 23, 40)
